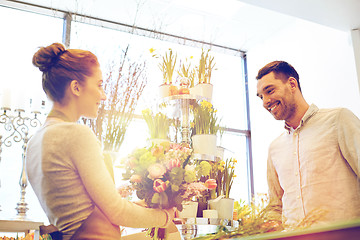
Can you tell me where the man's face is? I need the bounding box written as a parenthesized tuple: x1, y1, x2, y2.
(256, 72, 296, 121)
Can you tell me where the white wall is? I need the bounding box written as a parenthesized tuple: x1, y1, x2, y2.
(247, 19, 360, 195)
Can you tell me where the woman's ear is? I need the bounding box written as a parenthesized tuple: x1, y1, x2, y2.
(70, 80, 81, 97)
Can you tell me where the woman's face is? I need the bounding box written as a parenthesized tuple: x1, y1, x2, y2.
(78, 66, 107, 118)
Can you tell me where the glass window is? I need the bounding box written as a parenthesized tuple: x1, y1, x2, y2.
(70, 21, 249, 203)
(0, 6, 63, 224)
(0, 4, 251, 227)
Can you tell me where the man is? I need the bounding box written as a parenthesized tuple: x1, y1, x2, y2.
(256, 61, 360, 227)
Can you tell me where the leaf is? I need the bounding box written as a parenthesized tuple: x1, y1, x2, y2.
(152, 192, 160, 204)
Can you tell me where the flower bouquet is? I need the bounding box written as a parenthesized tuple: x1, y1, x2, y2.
(123, 142, 215, 239)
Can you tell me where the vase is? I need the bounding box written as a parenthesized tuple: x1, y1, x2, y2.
(159, 84, 171, 98)
(178, 201, 198, 218)
(192, 134, 217, 156)
(209, 198, 234, 220)
(192, 83, 213, 101)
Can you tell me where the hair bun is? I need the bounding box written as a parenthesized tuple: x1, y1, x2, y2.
(32, 42, 66, 72)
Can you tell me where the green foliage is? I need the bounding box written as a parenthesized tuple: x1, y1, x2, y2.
(142, 109, 170, 139)
(191, 100, 220, 135)
(196, 49, 216, 84)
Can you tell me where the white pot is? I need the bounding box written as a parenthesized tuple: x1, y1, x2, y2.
(203, 209, 218, 219)
(159, 84, 171, 98)
(178, 201, 198, 218)
(192, 134, 217, 156)
(193, 83, 213, 101)
(209, 198, 234, 220)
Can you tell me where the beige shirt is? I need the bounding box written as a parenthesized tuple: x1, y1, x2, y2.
(26, 118, 168, 240)
(267, 104, 360, 226)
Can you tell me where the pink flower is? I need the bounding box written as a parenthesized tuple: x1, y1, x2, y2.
(167, 158, 181, 170)
(153, 179, 167, 193)
(204, 179, 217, 189)
(130, 174, 142, 183)
(171, 143, 182, 150)
(117, 185, 134, 198)
(147, 163, 166, 180)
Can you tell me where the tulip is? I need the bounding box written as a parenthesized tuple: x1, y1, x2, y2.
(153, 179, 167, 193)
(205, 179, 217, 189)
(167, 158, 181, 170)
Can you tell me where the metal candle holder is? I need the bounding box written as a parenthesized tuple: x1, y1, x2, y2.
(0, 107, 42, 219)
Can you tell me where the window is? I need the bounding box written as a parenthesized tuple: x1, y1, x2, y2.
(0, 5, 63, 224)
(0, 3, 252, 225)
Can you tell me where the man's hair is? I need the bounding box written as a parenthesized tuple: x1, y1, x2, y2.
(256, 61, 301, 92)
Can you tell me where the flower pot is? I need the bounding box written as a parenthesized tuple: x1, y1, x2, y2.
(203, 209, 218, 218)
(178, 201, 198, 218)
(193, 83, 213, 101)
(209, 198, 234, 220)
(159, 84, 171, 98)
(192, 134, 217, 156)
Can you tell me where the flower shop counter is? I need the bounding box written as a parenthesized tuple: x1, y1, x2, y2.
(190, 218, 360, 240)
(174, 217, 238, 239)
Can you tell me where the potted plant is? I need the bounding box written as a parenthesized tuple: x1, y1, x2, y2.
(142, 108, 171, 146)
(151, 48, 178, 97)
(208, 157, 237, 220)
(190, 100, 220, 156)
(193, 49, 216, 100)
(178, 58, 195, 95)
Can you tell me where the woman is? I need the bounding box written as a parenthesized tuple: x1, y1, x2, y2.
(27, 43, 177, 240)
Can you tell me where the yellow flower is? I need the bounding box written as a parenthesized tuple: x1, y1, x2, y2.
(190, 122, 194, 128)
(149, 48, 155, 54)
(142, 108, 151, 115)
(190, 56, 193, 59)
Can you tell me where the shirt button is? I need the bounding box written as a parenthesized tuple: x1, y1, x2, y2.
(294, 151, 297, 155)
(294, 132, 297, 136)
(295, 172, 298, 176)
(297, 196, 300, 199)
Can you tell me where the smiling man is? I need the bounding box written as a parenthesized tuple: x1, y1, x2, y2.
(256, 61, 360, 226)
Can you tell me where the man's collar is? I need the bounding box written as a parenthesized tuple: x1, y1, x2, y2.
(284, 104, 319, 133)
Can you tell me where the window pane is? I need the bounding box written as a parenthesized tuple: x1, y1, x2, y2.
(0, 6, 63, 223)
(70, 21, 250, 201)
